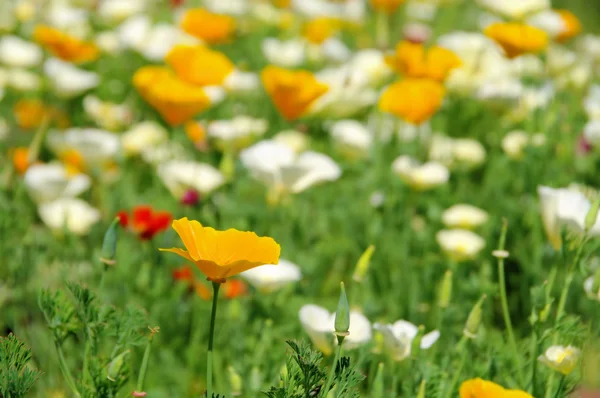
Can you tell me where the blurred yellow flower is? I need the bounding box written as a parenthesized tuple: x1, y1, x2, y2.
(261, 66, 328, 121)
(13, 99, 69, 130)
(538, 345, 581, 375)
(133, 66, 216, 126)
(303, 18, 340, 45)
(33, 25, 99, 64)
(386, 41, 461, 82)
(379, 78, 445, 124)
(370, 0, 405, 13)
(159, 217, 281, 282)
(484, 22, 548, 59)
(12, 147, 31, 175)
(459, 378, 532, 398)
(556, 10, 581, 43)
(59, 149, 86, 175)
(180, 8, 236, 45)
(166, 45, 234, 86)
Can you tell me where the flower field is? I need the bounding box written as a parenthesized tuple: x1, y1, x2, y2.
(1, 0, 600, 397)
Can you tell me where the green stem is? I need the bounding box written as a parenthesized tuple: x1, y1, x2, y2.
(82, 335, 91, 386)
(529, 324, 540, 396)
(136, 328, 157, 393)
(443, 338, 467, 398)
(496, 221, 525, 385)
(206, 282, 221, 398)
(556, 242, 585, 322)
(322, 337, 344, 397)
(55, 342, 81, 398)
(553, 375, 566, 398)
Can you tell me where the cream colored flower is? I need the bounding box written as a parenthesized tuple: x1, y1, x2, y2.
(452, 139, 487, 167)
(24, 163, 91, 204)
(291, 0, 365, 23)
(38, 198, 101, 236)
(527, 10, 565, 38)
(273, 130, 309, 153)
(83, 95, 132, 131)
(477, 0, 549, 20)
(44, 58, 99, 98)
(7, 68, 41, 91)
(95, 31, 123, 55)
(392, 155, 449, 191)
(208, 116, 268, 150)
(442, 204, 489, 229)
(241, 259, 302, 293)
(329, 120, 373, 159)
(436, 229, 486, 261)
(584, 276, 600, 301)
(502, 130, 546, 160)
(98, 0, 146, 24)
(262, 38, 306, 68)
(47, 128, 120, 167)
(538, 345, 581, 375)
(121, 121, 168, 156)
(584, 85, 600, 121)
(0, 36, 42, 67)
(476, 78, 523, 110)
(374, 320, 440, 361)
(157, 160, 225, 199)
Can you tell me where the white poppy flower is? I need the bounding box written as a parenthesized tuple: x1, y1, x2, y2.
(46, 5, 90, 38)
(121, 121, 168, 156)
(223, 70, 259, 92)
(7, 68, 41, 91)
(584, 276, 600, 301)
(329, 120, 373, 159)
(577, 34, 600, 64)
(442, 204, 489, 229)
(208, 116, 268, 150)
(262, 38, 306, 68)
(24, 163, 91, 204)
(0, 36, 42, 67)
(584, 85, 600, 120)
(273, 130, 309, 154)
(118, 15, 151, 49)
(157, 160, 225, 199)
(436, 229, 486, 261)
(38, 198, 101, 236)
(584, 120, 600, 146)
(476, 0, 549, 20)
(392, 155, 449, 191)
(83, 95, 132, 131)
(204, 0, 248, 16)
(452, 139, 487, 167)
(374, 320, 440, 361)
(526, 10, 565, 38)
(348, 49, 393, 87)
(47, 128, 120, 167)
(44, 58, 99, 98)
(291, 0, 365, 23)
(240, 259, 302, 292)
(95, 31, 123, 55)
(502, 130, 546, 160)
(321, 38, 351, 63)
(98, 0, 146, 24)
(538, 345, 581, 375)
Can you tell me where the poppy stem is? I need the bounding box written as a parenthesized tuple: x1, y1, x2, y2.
(206, 281, 221, 398)
(322, 336, 344, 398)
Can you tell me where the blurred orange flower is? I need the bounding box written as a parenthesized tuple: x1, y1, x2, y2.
(11, 147, 31, 175)
(379, 78, 445, 124)
(261, 66, 328, 120)
(370, 0, 405, 13)
(180, 8, 236, 44)
(33, 25, 99, 64)
(14, 99, 70, 130)
(160, 217, 281, 282)
(166, 45, 235, 86)
(185, 121, 207, 143)
(133, 66, 214, 126)
(484, 22, 548, 59)
(59, 149, 86, 175)
(303, 17, 340, 44)
(386, 41, 461, 82)
(459, 378, 532, 398)
(173, 266, 248, 299)
(556, 10, 581, 43)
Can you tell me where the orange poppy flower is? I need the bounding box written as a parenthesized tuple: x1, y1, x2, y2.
(14, 99, 70, 130)
(386, 41, 461, 82)
(261, 66, 328, 121)
(459, 378, 532, 398)
(133, 66, 215, 126)
(33, 25, 99, 64)
(556, 10, 581, 43)
(484, 22, 548, 59)
(11, 147, 31, 175)
(370, 0, 405, 14)
(180, 8, 236, 45)
(165, 45, 235, 86)
(303, 17, 340, 45)
(379, 78, 445, 124)
(160, 218, 281, 283)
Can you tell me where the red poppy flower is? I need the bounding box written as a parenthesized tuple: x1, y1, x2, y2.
(171, 0, 184, 7)
(118, 205, 172, 240)
(172, 265, 194, 282)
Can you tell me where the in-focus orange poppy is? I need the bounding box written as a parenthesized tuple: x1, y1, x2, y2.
(379, 78, 445, 124)
(33, 25, 99, 64)
(386, 41, 461, 82)
(370, 0, 405, 13)
(459, 378, 532, 398)
(261, 66, 328, 121)
(484, 22, 548, 59)
(133, 66, 215, 126)
(160, 218, 281, 282)
(556, 10, 582, 43)
(165, 45, 235, 86)
(180, 8, 236, 45)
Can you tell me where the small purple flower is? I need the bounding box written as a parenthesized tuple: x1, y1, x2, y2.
(181, 189, 200, 206)
(577, 135, 593, 155)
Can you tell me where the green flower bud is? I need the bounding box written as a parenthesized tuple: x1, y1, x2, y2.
(106, 350, 129, 382)
(334, 282, 350, 339)
(416, 380, 426, 398)
(463, 295, 486, 339)
(228, 366, 243, 396)
(100, 217, 120, 266)
(437, 270, 452, 308)
(585, 198, 600, 233)
(249, 366, 262, 392)
(353, 245, 375, 283)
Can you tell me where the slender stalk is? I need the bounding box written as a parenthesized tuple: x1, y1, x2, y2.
(82, 334, 91, 386)
(553, 375, 566, 398)
(443, 337, 467, 398)
(322, 337, 344, 397)
(206, 282, 221, 398)
(136, 327, 158, 393)
(55, 342, 81, 398)
(496, 221, 524, 385)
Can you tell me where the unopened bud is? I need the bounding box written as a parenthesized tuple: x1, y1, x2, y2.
(250, 366, 262, 392)
(228, 366, 243, 396)
(334, 282, 350, 340)
(437, 270, 453, 308)
(100, 217, 120, 266)
(107, 350, 129, 381)
(416, 380, 426, 398)
(353, 245, 375, 283)
(585, 198, 600, 233)
(463, 295, 486, 339)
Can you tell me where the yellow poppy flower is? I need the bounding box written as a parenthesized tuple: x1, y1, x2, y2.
(14, 99, 70, 130)
(459, 378, 533, 398)
(180, 8, 236, 45)
(386, 41, 461, 82)
(556, 10, 581, 43)
(159, 218, 281, 282)
(165, 45, 235, 86)
(303, 17, 340, 45)
(370, 0, 405, 13)
(133, 66, 214, 126)
(33, 25, 99, 64)
(379, 78, 445, 125)
(484, 22, 548, 59)
(261, 66, 328, 121)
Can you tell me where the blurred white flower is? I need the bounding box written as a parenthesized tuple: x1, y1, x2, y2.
(321, 38, 351, 63)
(577, 34, 600, 64)
(240, 140, 342, 194)
(208, 116, 268, 150)
(7, 68, 41, 91)
(405, 2, 437, 21)
(329, 120, 373, 159)
(374, 320, 440, 361)
(46, 5, 90, 38)
(291, 0, 365, 23)
(476, 0, 549, 19)
(121, 121, 168, 156)
(392, 155, 449, 191)
(141, 141, 186, 166)
(349, 49, 393, 87)
(44, 58, 99, 98)
(502, 130, 546, 160)
(526, 10, 565, 38)
(452, 138, 487, 168)
(442, 204, 489, 229)
(0, 36, 42, 67)
(157, 160, 225, 199)
(47, 128, 120, 167)
(95, 31, 123, 54)
(273, 130, 309, 153)
(24, 163, 91, 204)
(83, 95, 132, 131)
(369, 191, 385, 208)
(262, 38, 306, 68)
(223, 70, 259, 92)
(436, 229, 486, 261)
(38, 198, 101, 235)
(584, 120, 600, 146)
(204, 0, 248, 16)
(584, 275, 600, 301)
(510, 55, 545, 78)
(584, 85, 600, 120)
(241, 259, 302, 292)
(476, 78, 523, 110)
(507, 83, 555, 122)
(98, 0, 146, 24)
(538, 345, 581, 375)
